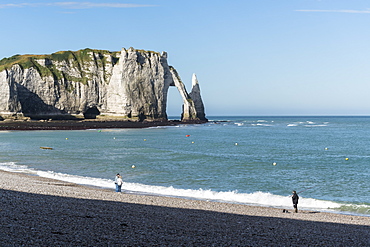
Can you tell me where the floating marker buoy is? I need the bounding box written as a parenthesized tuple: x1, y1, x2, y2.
(144, 139, 147, 141)
(113, 137, 116, 139)
(325, 147, 328, 150)
(66, 138, 68, 140)
(185, 135, 191, 137)
(192, 141, 194, 144)
(235, 143, 238, 146)
(272, 162, 277, 166)
(345, 158, 349, 161)
(132, 165, 136, 168)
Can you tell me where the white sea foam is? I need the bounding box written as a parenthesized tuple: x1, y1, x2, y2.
(286, 121, 327, 127)
(148, 125, 181, 129)
(251, 123, 272, 127)
(36, 170, 115, 189)
(287, 124, 298, 127)
(301, 121, 327, 127)
(0, 162, 349, 214)
(0, 162, 32, 173)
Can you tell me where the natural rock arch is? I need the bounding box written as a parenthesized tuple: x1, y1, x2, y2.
(0, 48, 207, 123)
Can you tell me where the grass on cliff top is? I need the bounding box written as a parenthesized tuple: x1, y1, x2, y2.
(0, 48, 161, 72)
(0, 48, 119, 72)
(135, 49, 161, 55)
(0, 48, 162, 85)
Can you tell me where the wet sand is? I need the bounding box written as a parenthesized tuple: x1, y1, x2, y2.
(1, 170, 369, 246)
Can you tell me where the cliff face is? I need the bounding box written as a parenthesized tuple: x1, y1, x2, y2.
(0, 48, 207, 122)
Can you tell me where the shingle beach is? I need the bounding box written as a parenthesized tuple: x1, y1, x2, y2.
(1, 170, 369, 246)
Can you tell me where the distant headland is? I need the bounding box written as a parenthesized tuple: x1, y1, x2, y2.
(0, 47, 207, 126)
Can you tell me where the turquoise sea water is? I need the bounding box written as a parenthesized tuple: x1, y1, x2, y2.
(1, 116, 369, 216)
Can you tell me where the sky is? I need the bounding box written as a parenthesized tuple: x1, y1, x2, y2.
(1, 0, 370, 116)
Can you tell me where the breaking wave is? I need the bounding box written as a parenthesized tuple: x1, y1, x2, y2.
(1, 162, 368, 216)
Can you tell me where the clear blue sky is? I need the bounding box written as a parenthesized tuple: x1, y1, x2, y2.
(1, 0, 370, 116)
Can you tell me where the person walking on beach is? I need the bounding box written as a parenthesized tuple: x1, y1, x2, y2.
(292, 190, 299, 213)
(115, 173, 122, 192)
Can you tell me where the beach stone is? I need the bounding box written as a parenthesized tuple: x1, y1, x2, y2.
(1, 170, 370, 246)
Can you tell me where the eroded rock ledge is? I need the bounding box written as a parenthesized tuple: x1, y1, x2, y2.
(0, 119, 203, 131)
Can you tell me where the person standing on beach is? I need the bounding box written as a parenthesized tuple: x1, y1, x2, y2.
(292, 190, 299, 213)
(116, 175, 123, 192)
(115, 173, 121, 192)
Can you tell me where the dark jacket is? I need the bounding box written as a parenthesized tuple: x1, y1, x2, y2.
(292, 193, 299, 205)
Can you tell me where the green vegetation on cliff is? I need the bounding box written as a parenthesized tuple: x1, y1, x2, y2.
(135, 49, 160, 56)
(0, 49, 120, 84)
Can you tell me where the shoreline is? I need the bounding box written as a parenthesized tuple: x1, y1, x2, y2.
(0, 119, 208, 131)
(1, 170, 369, 245)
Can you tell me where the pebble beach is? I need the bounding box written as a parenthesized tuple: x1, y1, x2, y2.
(1, 170, 369, 246)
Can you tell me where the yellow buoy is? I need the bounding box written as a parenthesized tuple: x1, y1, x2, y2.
(345, 158, 349, 161)
(235, 143, 238, 146)
(192, 141, 195, 144)
(325, 147, 328, 150)
(272, 162, 277, 166)
(144, 139, 147, 141)
(132, 165, 136, 168)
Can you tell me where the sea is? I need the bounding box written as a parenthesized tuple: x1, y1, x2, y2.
(1, 116, 370, 217)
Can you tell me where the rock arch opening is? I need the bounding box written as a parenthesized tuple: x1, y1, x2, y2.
(167, 86, 183, 120)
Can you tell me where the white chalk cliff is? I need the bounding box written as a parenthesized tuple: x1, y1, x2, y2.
(0, 48, 207, 122)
